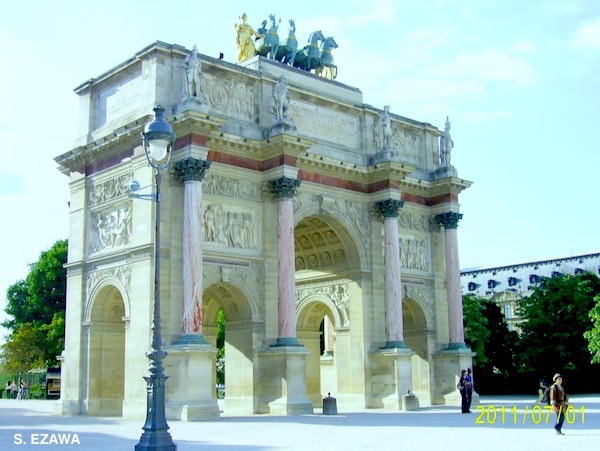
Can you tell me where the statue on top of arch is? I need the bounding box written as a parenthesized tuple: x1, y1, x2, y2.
(234, 13, 339, 80)
(439, 116, 454, 166)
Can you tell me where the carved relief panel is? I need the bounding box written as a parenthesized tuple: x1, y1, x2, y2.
(203, 203, 258, 249)
(296, 279, 351, 327)
(204, 70, 256, 122)
(88, 175, 133, 255)
(399, 236, 430, 272)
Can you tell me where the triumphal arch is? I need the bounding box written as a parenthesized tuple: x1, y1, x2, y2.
(55, 37, 473, 420)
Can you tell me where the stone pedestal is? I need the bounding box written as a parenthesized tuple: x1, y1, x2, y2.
(269, 121, 297, 137)
(257, 345, 313, 415)
(432, 346, 474, 406)
(373, 347, 415, 410)
(164, 343, 219, 421)
(174, 96, 209, 115)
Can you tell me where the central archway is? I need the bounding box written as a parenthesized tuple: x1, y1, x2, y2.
(294, 213, 362, 408)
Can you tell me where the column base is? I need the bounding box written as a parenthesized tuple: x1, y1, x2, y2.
(166, 401, 220, 421)
(172, 333, 208, 346)
(371, 346, 415, 410)
(256, 345, 313, 415)
(380, 340, 409, 350)
(445, 342, 469, 350)
(164, 343, 219, 421)
(433, 345, 475, 405)
(272, 337, 302, 347)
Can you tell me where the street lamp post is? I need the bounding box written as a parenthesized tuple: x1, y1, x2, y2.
(133, 105, 177, 451)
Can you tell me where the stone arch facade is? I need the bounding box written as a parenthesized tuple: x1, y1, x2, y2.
(294, 193, 370, 272)
(202, 265, 263, 322)
(56, 42, 473, 420)
(84, 267, 131, 323)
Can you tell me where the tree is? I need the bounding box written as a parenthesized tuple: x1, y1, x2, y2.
(516, 272, 600, 376)
(216, 308, 226, 386)
(584, 294, 600, 363)
(463, 294, 489, 367)
(475, 299, 519, 376)
(0, 323, 46, 374)
(1, 239, 67, 371)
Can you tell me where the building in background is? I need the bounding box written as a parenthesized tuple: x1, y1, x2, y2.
(461, 252, 600, 331)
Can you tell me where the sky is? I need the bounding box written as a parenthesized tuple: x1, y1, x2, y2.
(1, 0, 599, 336)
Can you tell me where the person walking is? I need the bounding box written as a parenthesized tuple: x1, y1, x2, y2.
(458, 370, 469, 413)
(465, 368, 474, 412)
(550, 373, 569, 435)
(5, 381, 13, 399)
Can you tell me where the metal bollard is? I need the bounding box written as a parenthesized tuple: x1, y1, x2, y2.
(323, 392, 338, 415)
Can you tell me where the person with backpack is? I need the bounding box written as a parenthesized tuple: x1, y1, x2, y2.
(550, 373, 569, 435)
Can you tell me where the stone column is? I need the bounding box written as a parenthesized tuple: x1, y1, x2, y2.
(435, 212, 465, 348)
(269, 176, 301, 346)
(374, 199, 406, 348)
(174, 157, 211, 344)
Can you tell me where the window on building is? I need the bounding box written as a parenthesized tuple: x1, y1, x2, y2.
(504, 305, 511, 318)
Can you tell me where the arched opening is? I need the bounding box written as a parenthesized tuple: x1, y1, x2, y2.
(297, 300, 337, 406)
(403, 297, 431, 403)
(203, 282, 254, 414)
(87, 285, 126, 416)
(294, 214, 361, 407)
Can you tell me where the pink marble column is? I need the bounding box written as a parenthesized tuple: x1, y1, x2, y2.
(375, 199, 407, 348)
(174, 157, 211, 344)
(270, 177, 301, 346)
(435, 212, 465, 348)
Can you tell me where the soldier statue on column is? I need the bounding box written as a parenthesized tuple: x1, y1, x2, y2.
(440, 116, 454, 165)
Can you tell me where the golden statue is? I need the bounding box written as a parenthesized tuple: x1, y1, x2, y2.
(235, 13, 263, 63)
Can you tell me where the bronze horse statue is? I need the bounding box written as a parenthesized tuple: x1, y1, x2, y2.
(315, 37, 338, 79)
(276, 19, 298, 66)
(255, 14, 281, 60)
(292, 30, 325, 72)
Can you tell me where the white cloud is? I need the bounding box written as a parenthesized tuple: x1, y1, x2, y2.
(571, 17, 600, 50)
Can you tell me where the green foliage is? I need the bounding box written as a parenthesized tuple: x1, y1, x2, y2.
(216, 308, 226, 386)
(463, 294, 519, 387)
(584, 294, 600, 363)
(463, 294, 489, 366)
(480, 299, 519, 376)
(1, 239, 67, 371)
(0, 324, 45, 374)
(516, 272, 600, 375)
(28, 383, 45, 400)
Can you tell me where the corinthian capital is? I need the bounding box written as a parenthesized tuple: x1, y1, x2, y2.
(174, 158, 211, 182)
(269, 177, 301, 199)
(434, 212, 463, 229)
(374, 199, 404, 219)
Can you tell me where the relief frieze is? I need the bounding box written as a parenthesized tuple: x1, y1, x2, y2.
(296, 279, 351, 327)
(203, 203, 257, 249)
(89, 203, 132, 254)
(203, 174, 263, 202)
(88, 175, 131, 207)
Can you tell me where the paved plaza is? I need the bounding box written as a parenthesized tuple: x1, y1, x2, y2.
(0, 395, 598, 450)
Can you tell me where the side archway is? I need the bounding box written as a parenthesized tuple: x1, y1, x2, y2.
(203, 282, 255, 414)
(403, 297, 432, 404)
(85, 284, 126, 416)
